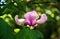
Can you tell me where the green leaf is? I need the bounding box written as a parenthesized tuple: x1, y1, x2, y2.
(0, 7, 6, 16)
(16, 28, 43, 39)
(0, 18, 14, 39)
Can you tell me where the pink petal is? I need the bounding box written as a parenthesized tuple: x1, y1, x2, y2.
(24, 11, 39, 26)
(24, 11, 39, 20)
(25, 19, 37, 26)
(37, 14, 47, 24)
(25, 19, 31, 25)
(15, 15, 25, 25)
(32, 20, 37, 26)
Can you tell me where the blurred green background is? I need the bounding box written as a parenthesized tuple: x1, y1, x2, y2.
(0, 0, 60, 39)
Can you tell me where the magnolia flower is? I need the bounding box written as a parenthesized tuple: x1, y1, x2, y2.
(15, 11, 47, 27)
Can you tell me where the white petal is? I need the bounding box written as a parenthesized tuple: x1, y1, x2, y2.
(15, 15, 25, 25)
(18, 19, 25, 24)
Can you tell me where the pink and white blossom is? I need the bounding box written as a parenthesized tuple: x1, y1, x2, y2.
(15, 11, 47, 27)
